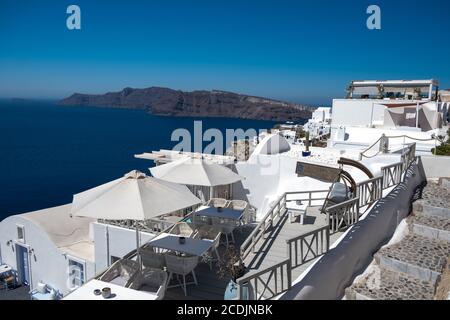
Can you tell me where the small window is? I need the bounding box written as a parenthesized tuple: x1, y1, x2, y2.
(17, 225, 25, 242)
(68, 259, 85, 289)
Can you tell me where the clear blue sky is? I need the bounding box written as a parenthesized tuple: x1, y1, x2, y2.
(0, 0, 449, 105)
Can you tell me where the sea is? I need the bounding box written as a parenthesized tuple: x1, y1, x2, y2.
(0, 99, 283, 220)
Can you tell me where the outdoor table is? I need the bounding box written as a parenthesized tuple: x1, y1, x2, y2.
(63, 279, 158, 300)
(195, 206, 244, 221)
(286, 201, 307, 224)
(148, 233, 213, 257)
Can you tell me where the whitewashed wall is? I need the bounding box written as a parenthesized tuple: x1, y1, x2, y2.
(0, 216, 95, 296)
(92, 222, 155, 273)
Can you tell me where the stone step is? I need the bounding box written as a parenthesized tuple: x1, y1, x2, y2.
(413, 181, 450, 219)
(374, 235, 450, 285)
(345, 265, 435, 300)
(411, 213, 450, 242)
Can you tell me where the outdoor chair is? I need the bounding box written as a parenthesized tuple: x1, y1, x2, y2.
(140, 248, 167, 270)
(168, 222, 195, 238)
(127, 268, 169, 300)
(99, 259, 139, 287)
(227, 199, 249, 223)
(207, 198, 228, 208)
(212, 217, 238, 247)
(193, 228, 222, 269)
(165, 253, 199, 296)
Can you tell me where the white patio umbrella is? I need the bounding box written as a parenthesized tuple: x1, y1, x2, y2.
(150, 157, 243, 199)
(71, 170, 201, 268)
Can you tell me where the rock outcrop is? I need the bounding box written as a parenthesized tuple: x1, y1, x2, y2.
(59, 87, 314, 121)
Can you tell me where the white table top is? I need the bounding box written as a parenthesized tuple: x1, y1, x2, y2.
(148, 233, 213, 257)
(195, 206, 244, 220)
(63, 279, 158, 300)
(286, 201, 307, 211)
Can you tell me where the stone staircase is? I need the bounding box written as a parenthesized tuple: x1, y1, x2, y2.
(345, 179, 450, 300)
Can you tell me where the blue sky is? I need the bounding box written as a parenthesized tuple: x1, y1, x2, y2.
(0, 0, 449, 105)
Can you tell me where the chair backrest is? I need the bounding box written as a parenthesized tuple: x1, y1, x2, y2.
(99, 259, 138, 282)
(141, 249, 166, 269)
(128, 268, 168, 291)
(169, 222, 194, 237)
(164, 254, 199, 276)
(211, 216, 238, 233)
(207, 198, 228, 208)
(229, 200, 248, 211)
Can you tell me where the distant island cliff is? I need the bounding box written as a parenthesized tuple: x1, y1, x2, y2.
(59, 87, 315, 121)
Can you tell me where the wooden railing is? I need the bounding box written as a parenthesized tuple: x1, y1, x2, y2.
(381, 161, 403, 189)
(325, 197, 360, 233)
(401, 143, 416, 170)
(240, 193, 287, 260)
(286, 225, 330, 270)
(236, 259, 291, 300)
(356, 176, 383, 208)
(240, 190, 328, 260)
(285, 190, 329, 207)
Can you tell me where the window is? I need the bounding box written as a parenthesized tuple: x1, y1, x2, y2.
(17, 225, 25, 242)
(68, 258, 85, 289)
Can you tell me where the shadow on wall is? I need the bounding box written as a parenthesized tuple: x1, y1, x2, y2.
(280, 158, 427, 300)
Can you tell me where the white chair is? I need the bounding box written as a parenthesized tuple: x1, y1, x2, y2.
(207, 198, 228, 208)
(168, 222, 195, 238)
(99, 259, 139, 287)
(193, 228, 222, 269)
(212, 217, 238, 247)
(127, 268, 169, 300)
(140, 248, 166, 270)
(227, 199, 248, 211)
(227, 199, 249, 223)
(165, 254, 199, 296)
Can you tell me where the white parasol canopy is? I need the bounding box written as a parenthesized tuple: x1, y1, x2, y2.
(71, 170, 201, 220)
(70, 170, 202, 270)
(149, 157, 242, 187)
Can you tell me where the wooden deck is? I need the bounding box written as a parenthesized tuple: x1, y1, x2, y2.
(164, 207, 343, 300)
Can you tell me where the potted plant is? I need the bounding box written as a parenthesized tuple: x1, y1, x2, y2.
(217, 245, 251, 300)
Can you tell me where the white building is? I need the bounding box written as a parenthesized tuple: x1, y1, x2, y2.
(329, 80, 448, 155)
(0, 205, 95, 296)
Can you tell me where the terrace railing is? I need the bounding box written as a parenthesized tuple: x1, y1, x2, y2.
(356, 176, 383, 209)
(240, 193, 287, 260)
(99, 218, 176, 235)
(236, 259, 291, 300)
(286, 225, 330, 270)
(381, 161, 403, 189)
(240, 190, 329, 261)
(325, 197, 360, 233)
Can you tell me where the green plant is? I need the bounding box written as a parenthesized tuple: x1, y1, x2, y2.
(431, 129, 450, 155)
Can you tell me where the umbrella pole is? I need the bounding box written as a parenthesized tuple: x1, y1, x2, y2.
(136, 223, 142, 271)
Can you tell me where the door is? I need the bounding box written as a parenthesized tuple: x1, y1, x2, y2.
(16, 244, 30, 285)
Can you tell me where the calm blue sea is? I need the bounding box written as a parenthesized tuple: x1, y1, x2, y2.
(0, 100, 280, 220)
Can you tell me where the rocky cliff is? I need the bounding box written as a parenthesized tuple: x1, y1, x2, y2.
(59, 87, 314, 121)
